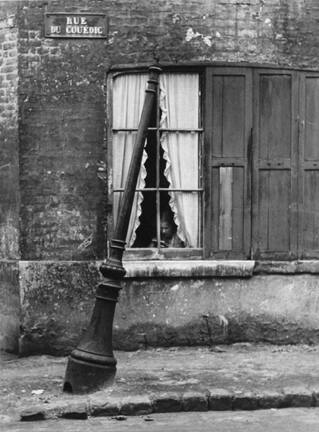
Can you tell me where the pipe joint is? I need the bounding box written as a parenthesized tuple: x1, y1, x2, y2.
(96, 281, 121, 302)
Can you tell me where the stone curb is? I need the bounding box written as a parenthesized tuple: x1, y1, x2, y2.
(20, 387, 317, 421)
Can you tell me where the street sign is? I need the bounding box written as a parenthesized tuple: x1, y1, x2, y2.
(45, 13, 108, 38)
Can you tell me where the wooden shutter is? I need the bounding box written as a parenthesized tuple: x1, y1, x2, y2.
(252, 70, 298, 259)
(205, 67, 252, 258)
(299, 73, 319, 258)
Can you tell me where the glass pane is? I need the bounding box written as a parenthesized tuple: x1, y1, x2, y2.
(160, 73, 199, 129)
(132, 191, 156, 247)
(160, 191, 201, 248)
(161, 132, 199, 189)
(113, 73, 148, 129)
(144, 131, 157, 188)
(112, 132, 138, 189)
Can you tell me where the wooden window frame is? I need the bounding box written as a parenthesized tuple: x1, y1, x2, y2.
(108, 64, 319, 262)
(108, 69, 204, 261)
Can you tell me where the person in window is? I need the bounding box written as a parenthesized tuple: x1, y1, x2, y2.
(149, 210, 185, 248)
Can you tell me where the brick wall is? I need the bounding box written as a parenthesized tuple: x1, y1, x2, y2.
(16, 0, 319, 261)
(0, 2, 19, 260)
(18, 1, 107, 260)
(0, 2, 19, 352)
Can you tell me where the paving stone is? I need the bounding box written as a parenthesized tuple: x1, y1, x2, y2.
(89, 395, 121, 417)
(311, 387, 319, 406)
(208, 388, 233, 411)
(255, 390, 285, 409)
(20, 407, 45, 422)
(282, 386, 313, 408)
(61, 411, 88, 419)
(232, 391, 259, 410)
(59, 401, 88, 419)
(120, 395, 153, 416)
(31, 399, 88, 419)
(152, 392, 183, 413)
(182, 391, 209, 411)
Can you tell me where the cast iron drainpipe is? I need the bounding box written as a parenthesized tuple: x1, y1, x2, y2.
(63, 65, 161, 394)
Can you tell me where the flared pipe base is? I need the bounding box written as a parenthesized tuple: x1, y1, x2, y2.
(63, 355, 116, 394)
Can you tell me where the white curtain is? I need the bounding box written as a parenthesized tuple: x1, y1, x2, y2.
(112, 73, 148, 246)
(160, 73, 200, 247)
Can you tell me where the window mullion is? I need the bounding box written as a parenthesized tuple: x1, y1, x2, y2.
(156, 85, 161, 250)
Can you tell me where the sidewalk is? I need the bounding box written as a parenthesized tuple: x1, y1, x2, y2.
(2, 344, 319, 423)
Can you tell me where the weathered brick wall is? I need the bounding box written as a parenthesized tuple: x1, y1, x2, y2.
(18, 1, 107, 260)
(0, 2, 19, 352)
(0, 2, 19, 260)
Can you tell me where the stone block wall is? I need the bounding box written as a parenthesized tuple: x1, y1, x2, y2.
(19, 261, 319, 355)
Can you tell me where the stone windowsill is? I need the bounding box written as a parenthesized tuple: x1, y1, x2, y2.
(253, 260, 319, 275)
(123, 260, 319, 278)
(12, 260, 319, 278)
(123, 260, 255, 278)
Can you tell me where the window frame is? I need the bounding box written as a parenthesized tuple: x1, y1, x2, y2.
(107, 67, 205, 260)
(107, 63, 319, 262)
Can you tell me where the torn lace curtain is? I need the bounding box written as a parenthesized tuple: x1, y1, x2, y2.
(112, 72, 200, 247)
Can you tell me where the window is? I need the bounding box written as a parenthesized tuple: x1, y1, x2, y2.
(110, 66, 319, 261)
(111, 71, 203, 259)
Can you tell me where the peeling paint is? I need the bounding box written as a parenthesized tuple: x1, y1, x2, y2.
(185, 27, 213, 47)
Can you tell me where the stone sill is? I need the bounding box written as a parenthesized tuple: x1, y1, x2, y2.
(8, 260, 319, 279)
(123, 260, 319, 278)
(254, 260, 319, 275)
(123, 260, 255, 278)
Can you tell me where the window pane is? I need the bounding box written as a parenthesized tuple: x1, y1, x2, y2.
(132, 191, 156, 247)
(144, 131, 157, 188)
(112, 132, 138, 189)
(134, 191, 201, 249)
(157, 201, 185, 248)
(113, 73, 148, 129)
(161, 132, 199, 189)
(113, 191, 146, 247)
(165, 191, 201, 248)
(160, 73, 199, 129)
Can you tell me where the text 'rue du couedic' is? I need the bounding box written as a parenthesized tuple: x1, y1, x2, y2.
(51, 16, 103, 35)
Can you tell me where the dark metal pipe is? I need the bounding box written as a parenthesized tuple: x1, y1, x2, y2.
(63, 65, 161, 394)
